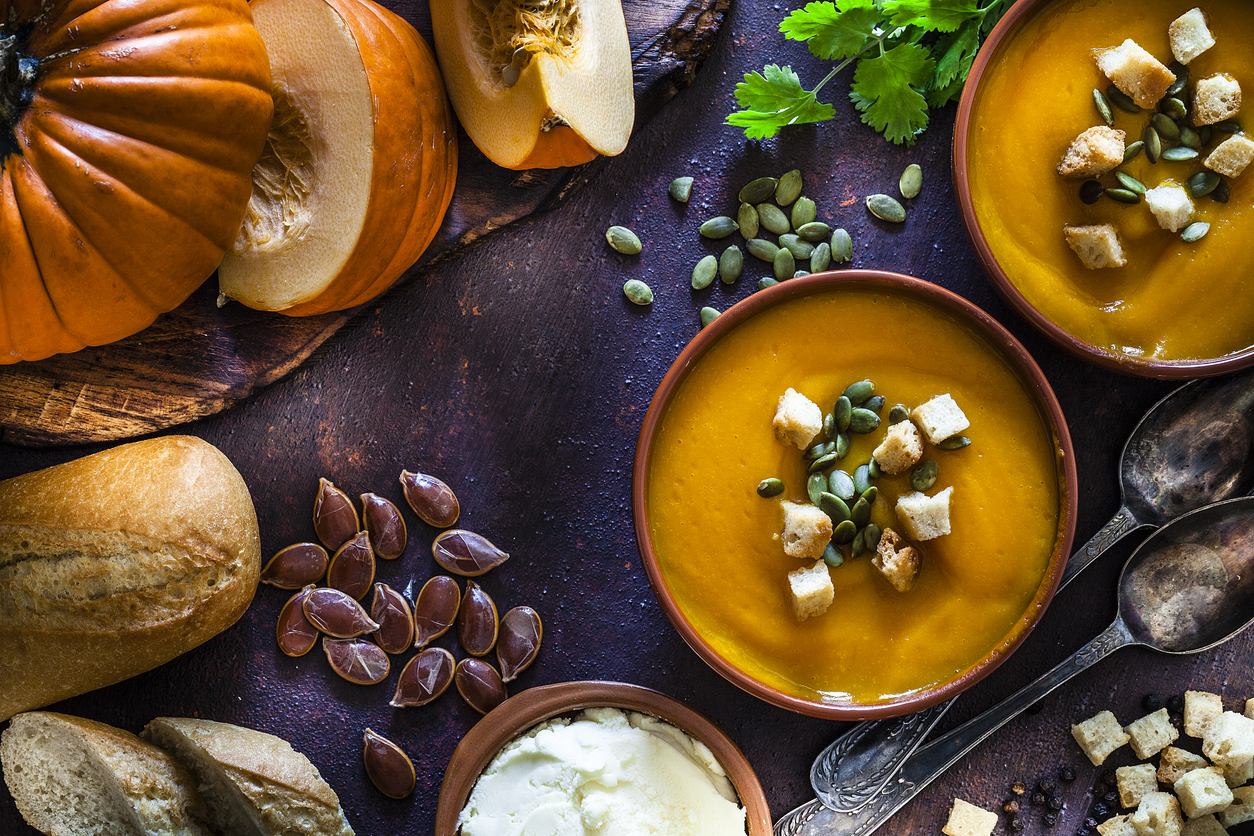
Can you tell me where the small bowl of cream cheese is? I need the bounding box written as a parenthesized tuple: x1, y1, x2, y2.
(434, 681, 772, 836)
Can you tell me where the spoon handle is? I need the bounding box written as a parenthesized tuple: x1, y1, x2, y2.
(1059, 505, 1146, 588)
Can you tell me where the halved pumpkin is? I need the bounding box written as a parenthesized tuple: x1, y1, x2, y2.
(217, 0, 457, 315)
(431, 0, 634, 170)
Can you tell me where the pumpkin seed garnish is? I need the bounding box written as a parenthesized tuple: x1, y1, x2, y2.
(808, 451, 838, 472)
(863, 395, 885, 414)
(1160, 146, 1198, 162)
(807, 473, 827, 506)
(1211, 179, 1230, 204)
(833, 519, 857, 545)
(831, 229, 853, 263)
(1159, 97, 1188, 121)
(773, 247, 795, 281)
(1151, 113, 1181, 143)
(1113, 171, 1146, 196)
(623, 279, 653, 305)
(1079, 180, 1105, 205)
(700, 216, 739, 239)
(1107, 85, 1140, 113)
(866, 194, 906, 223)
(834, 396, 853, 432)
(1198, 125, 1213, 145)
(851, 529, 866, 559)
(720, 245, 743, 284)
(937, 435, 972, 451)
(776, 169, 803, 206)
(700, 306, 721, 327)
(1166, 63, 1188, 97)
(860, 485, 878, 505)
(810, 242, 831, 273)
(1188, 171, 1221, 198)
(822, 543, 845, 568)
(739, 176, 778, 204)
(1123, 141, 1144, 163)
(758, 478, 784, 498)
(791, 196, 817, 229)
(828, 469, 856, 502)
(606, 225, 642, 255)
(758, 277, 780, 290)
(910, 459, 939, 491)
(819, 492, 852, 524)
(823, 412, 836, 439)
(779, 234, 814, 259)
(793, 270, 810, 278)
(668, 176, 693, 202)
(804, 440, 837, 460)
(797, 222, 832, 243)
(1213, 119, 1242, 135)
(842, 380, 874, 405)
(746, 238, 780, 262)
(1179, 126, 1201, 149)
(1180, 222, 1210, 243)
(691, 255, 717, 290)
(899, 163, 923, 199)
(889, 404, 910, 423)
(1104, 188, 1141, 204)
(867, 459, 883, 480)
(849, 407, 880, 434)
(851, 496, 871, 528)
(1093, 89, 1114, 126)
(1143, 125, 1161, 163)
(757, 202, 791, 235)
(834, 432, 851, 459)
(864, 523, 883, 551)
(853, 464, 873, 495)
(738, 202, 760, 239)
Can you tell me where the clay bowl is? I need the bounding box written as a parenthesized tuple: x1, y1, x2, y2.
(433, 680, 772, 835)
(953, 0, 1254, 378)
(632, 270, 1077, 720)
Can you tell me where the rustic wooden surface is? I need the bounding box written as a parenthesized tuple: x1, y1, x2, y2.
(2, 0, 1252, 833)
(0, 0, 727, 447)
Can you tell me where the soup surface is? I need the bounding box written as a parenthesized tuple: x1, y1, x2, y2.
(645, 288, 1064, 704)
(968, 0, 1253, 363)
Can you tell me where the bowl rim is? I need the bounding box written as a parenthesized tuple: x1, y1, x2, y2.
(952, 0, 1254, 379)
(630, 269, 1078, 720)
(433, 680, 773, 835)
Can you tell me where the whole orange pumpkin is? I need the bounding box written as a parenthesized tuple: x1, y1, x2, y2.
(0, 0, 273, 364)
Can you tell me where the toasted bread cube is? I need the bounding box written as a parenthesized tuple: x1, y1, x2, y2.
(1162, 747, 1212, 784)
(1065, 223, 1128, 269)
(1169, 9, 1216, 65)
(774, 388, 823, 449)
(1133, 792, 1184, 836)
(1186, 691, 1225, 738)
(1074, 710, 1132, 766)
(1181, 814, 1229, 836)
(1058, 126, 1128, 179)
(1204, 712, 1254, 770)
(1245, 699, 1254, 721)
(911, 394, 969, 444)
(1120, 763, 1163, 809)
(873, 528, 921, 592)
(1178, 768, 1235, 818)
(1103, 815, 1142, 836)
(1204, 135, 1254, 179)
(781, 501, 833, 560)
(1095, 39, 1177, 108)
(943, 799, 999, 836)
(1220, 786, 1254, 827)
(788, 560, 834, 621)
(1129, 709, 1182, 759)
(1224, 758, 1253, 788)
(1194, 75, 1242, 126)
(872, 420, 923, 476)
(1145, 185, 1195, 233)
(896, 487, 952, 541)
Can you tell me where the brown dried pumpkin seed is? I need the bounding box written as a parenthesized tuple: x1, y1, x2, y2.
(370, 583, 414, 654)
(458, 581, 499, 657)
(399, 470, 460, 528)
(391, 647, 456, 707)
(432, 529, 509, 576)
(323, 637, 390, 685)
(303, 587, 380, 637)
(414, 575, 461, 648)
(313, 478, 359, 550)
(276, 585, 319, 657)
(455, 658, 508, 715)
(326, 531, 375, 600)
(261, 543, 328, 589)
(363, 729, 415, 799)
(497, 606, 542, 682)
(360, 493, 407, 559)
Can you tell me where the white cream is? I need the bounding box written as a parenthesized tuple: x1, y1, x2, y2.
(458, 706, 748, 836)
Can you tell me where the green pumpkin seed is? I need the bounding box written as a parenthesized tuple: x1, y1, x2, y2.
(1188, 171, 1221, 198)
(1211, 179, 1230, 204)
(793, 270, 810, 278)
(835, 432, 851, 460)
(1123, 141, 1144, 163)
(822, 543, 844, 568)
(1080, 180, 1105, 205)
(867, 459, 883, 480)
(720, 245, 743, 284)
(1107, 85, 1140, 113)
(1166, 63, 1188, 97)
(746, 238, 780, 262)
(1151, 113, 1180, 142)
(738, 202, 760, 239)
(937, 435, 971, 451)
(810, 242, 832, 273)
(1093, 89, 1114, 126)
(1143, 125, 1162, 163)
(1159, 97, 1188, 121)
(606, 226, 642, 254)
(700, 306, 720, 327)
(1161, 146, 1199, 161)
(791, 196, 817, 229)
(668, 176, 693, 202)
(691, 254, 718, 289)
(779, 234, 814, 259)
(1181, 222, 1210, 243)
(700, 216, 739, 239)
(797, 222, 832, 243)
(1214, 119, 1242, 135)
(804, 440, 837, 461)
(758, 277, 780, 290)
(822, 412, 836, 440)
(739, 177, 777, 204)
(833, 519, 857, 546)
(889, 404, 910, 423)
(1113, 171, 1146, 196)
(807, 473, 827, 506)
(899, 163, 923, 199)
(1105, 188, 1141, 204)
(851, 496, 871, 528)
(863, 395, 885, 414)
(1179, 126, 1201, 148)
(622, 279, 652, 305)
(819, 492, 852, 524)
(773, 247, 795, 281)
(853, 464, 873, 495)
(859, 485, 878, 505)
(910, 459, 939, 492)
(1198, 125, 1213, 145)
(757, 203, 791, 235)
(808, 451, 838, 472)
(864, 523, 882, 551)
(828, 470, 856, 502)
(850, 529, 866, 559)
(776, 169, 803, 206)
(866, 194, 906, 223)
(834, 396, 852, 432)
(831, 229, 853, 263)
(842, 380, 874, 405)
(756, 478, 784, 498)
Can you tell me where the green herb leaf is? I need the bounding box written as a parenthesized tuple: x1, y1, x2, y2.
(727, 64, 837, 140)
(780, 0, 881, 61)
(882, 0, 979, 33)
(850, 42, 934, 144)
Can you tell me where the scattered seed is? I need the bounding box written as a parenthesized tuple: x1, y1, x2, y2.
(413, 575, 461, 648)
(1160, 97, 1188, 121)
(668, 176, 693, 202)
(864, 523, 882, 551)
(1106, 85, 1140, 113)
(899, 163, 923, 199)
(1161, 147, 1198, 162)
(819, 492, 852, 524)
(1092, 89, 1114, 126)
(391, 647, 455, 706)
(833, 519, 857, 545)
(700, 306, 720, 327)
(261, 543, 328, 589)
(757, 203, 791, 235)
(810, 242, 831, 273)
(623, 279, 653, 305)
(1181, 222, 1210, 243)
(458, 580, 499, 657)
(691, 255, 718, 290)
(757, 478, 785, 498)
(834, 395, 854, 430)
(776, 169, 803, 206)
(739, 176, 778, 204)
(863, 395, 885, 414)
(867, 459, 883, 480)
(758, 277, 779, 290)
(399, 470, 460, 528)
(911, 459, 939, 491)
(851, 529, 866, 558)
(773, 247, 795, 281)
(361, 493, 406, 560)
(889, 404, 910, 423)
(1187, 171, 1220, 198)
(828, 469, 856, 502)
(700, 216, 739, 239)
(807, 473, 828, 506)
(431, 529, 510, 576)
(1123, 141, 1144, 163)
(791, 196, 817, 229)
(606, 225, 642, 254)
(363, 729, 416, 799)
(1211, 179, 1230, 203)
(1213, 119, 1242, 135)
(793, 270, 810, 278)
(805, 440, 837, 461)
(822, 543, 844, 568)
(719, 246, 743, 284)
(304, 587, 380, 637)
(738, 202, 760, 239)
(834, 432, 850, 459)
(1166, 63, 1188, 97)
(830, 229, 853, 263)
(1113, 171, 1146, 196)
(937, 435, 972, 450)
(370, 583, 414, 655)
(866, 194, 906, 223)
(842, 380, 875, 405)
(276, 586, 319, 657)
(327, 531, 375, 600)
(497, 606, 543, 682)
(797, 222, 832, 243)
(1198, 125, 1213, 145)
(1179, 126, 1201, 148)
(746, 238, 780, 262)
(851, 496, 871, 527)
(808, 451, 838, 472)
(779, 234, 814, 259)
(823, 412, 836, 439)
(455, 658, 508, 714)
(1151, 113, 1180, 142)
(853, 464, 873, 495)
(323, 637, 390, 685)
(1079, 180, 1105, 204)
(1143, 125, 1161, 163)
(1104, 188, 1141, 204)
(313, 478, 359, 551)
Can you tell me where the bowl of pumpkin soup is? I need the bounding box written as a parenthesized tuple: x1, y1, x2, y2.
(956, 0, 1254, 377)
(632, 271, 1077, 719)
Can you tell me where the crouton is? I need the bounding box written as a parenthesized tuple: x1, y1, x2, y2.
(1095, 39, 1177, 108)
(911, 394, 970, 444)
(781, 501, 833, 559)
(1073, 710, 1132, 766)
(1169, 9, 1216, 65)
(1132, 791, 1184, 836)
(1145, 185, 1195, 233)
(1204, 712, 1254, 770)
(1129, 709, 1181, 759)
(1220, 786, 1254, 827)
(1204, 134, 1254, 180)
(1177, 768, 1235, 819)
(873, 528, 921, 592)
(1224, 758, 1252, 789)
(1245, 699, 1254, 721)
(1162, 747, 1212, 784)
(1186, 691, 1225, 738)
(1058, 126, 1128, 179)
(1193, 75, 1242, 126)
(1181, 814, 1229, 836)
(942, 799, 999, 836)
(1120, 763, 1163, 808)
(788, 560, 834, 621)
(896, 487, 953, 541)
(1103, 815, 1142, 836)
(1065, 223, 1128, 269)
(872, 420, 923, 475)
(773, 388, 823, 449)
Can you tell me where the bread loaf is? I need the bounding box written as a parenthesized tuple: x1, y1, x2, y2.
(0, 436, 261, 721)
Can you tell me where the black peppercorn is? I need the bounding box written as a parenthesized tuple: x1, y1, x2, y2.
(1104, 791, 1119, 804)
(1085, 817, 1099, 828)
(1078, 828, 1093, 836)
(1044, 813, 1059, 827)
(1040, 779, 1058, 795)
(1167, 694, 1185, 713)
(1093, 803, 1110, 818)
(1143, 694, 1163, 712)
(1060, 766, 1077, 783)
(1050, 796, 1064, 811)
(1033, 792, 1048, 806)
(1094, 782, 1110, 796)
(1006, 800, 1021, 814)
(1101, 770, 1117, 785)
(1011, 817, 1025, 831)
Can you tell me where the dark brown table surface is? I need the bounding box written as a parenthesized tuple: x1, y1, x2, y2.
(2, 2, 1250, 833)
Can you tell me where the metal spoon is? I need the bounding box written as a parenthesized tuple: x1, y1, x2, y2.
(808, 368, 1254, 813)
(778, 495, 1254, 836)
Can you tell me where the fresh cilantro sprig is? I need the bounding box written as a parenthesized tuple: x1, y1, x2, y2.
(727, 0, 1010, 145)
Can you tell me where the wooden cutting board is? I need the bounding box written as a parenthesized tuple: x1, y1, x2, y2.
(0, 0, 728, 447)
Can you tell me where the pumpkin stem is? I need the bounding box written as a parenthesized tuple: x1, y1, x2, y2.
(1, 25, 37, 152)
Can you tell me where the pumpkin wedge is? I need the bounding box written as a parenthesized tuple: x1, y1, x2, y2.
(431, 0, 634, 170)
(217, 0, 457, 315)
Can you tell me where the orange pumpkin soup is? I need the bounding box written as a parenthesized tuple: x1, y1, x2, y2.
(645, 289, 1064, 704)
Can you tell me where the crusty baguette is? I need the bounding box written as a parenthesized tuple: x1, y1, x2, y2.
(0, 436, 261, 721)
(0, 711, 214, 836)
(143, 717, 355, 836)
